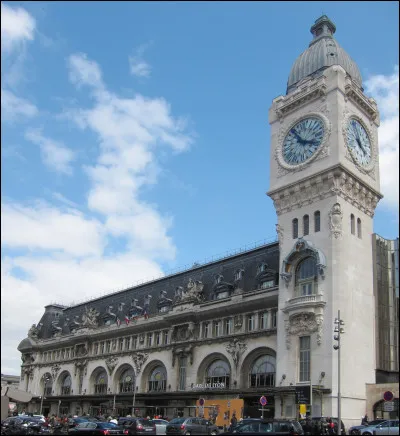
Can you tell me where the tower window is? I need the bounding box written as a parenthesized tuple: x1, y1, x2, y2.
(292, 218, 299, 239)
(350, 214, 355, 235)
(303, 215, 309, 236)
(299, 336, 311, 382)
(357, 218, 362, 239)
(314, 211, 320, 232)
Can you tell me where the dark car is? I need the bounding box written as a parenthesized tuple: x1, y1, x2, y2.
(166, 417, 219, 435)
(220, 418, 304, 435)
(348, 419, 386, 435)
(299, 417, 346, 435)
(68, 421, 126, 435)
(118, 418, 156, 435)
(68, 417, 99, 429)
(1, 417, 45, 435)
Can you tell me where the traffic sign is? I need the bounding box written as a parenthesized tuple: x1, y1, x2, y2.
(383, 401, 394, 412)
(260, 396, 267, 406)
(198, 406, 204, 416)
(227, 401, 231, 408)
(199, 398, 205, 406)
(383, 391, 394, 402)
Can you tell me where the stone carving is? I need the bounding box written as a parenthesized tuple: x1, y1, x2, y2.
(21, 353, 35, 364)
(132, 352, 148, 374)
(28, 324, 41, 340)
(285, 313, 319, 349)
(22, 366, 34, 380)
(74, 359, 88, 377)
(175, 278, 205, 304)
(316, 314, 324, 345)
(171, 323, 197, 342)
(105, 356, 119, 374)
(172, 345, 193, 367)
(69, 315, 82, 332)
(103, 306, 117, 326)
(276, 224, 284, 248)
(139, 333, 145, 343)
(329, 202, 343, 239)
(51, 364, 61, 381)
(81, 307, 100, 328)
(226, 339, 247, 370)
(234, 315, 243, 330)
(269, 168, 381, 217)
(158, 290, 172, 313)
(51, 320, 62, 337)
(74, 343, 88, 357)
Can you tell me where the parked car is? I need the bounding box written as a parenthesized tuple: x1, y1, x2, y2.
(349, 419, 386, 435)
(360, 419, 399, 436)
(151, 419, 169, 435)
(68, 421, 126, 435)
(1, 417, 44, 435)
(220, 418, 303, 435)
(68, 417, 99, 429)
(299, 417, 346, 435)
(118, 417, 157, 435)
(166, 417, 219, 435)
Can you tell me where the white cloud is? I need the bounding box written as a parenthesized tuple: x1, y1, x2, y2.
(68, 52, 103, 89)
(1, 3, 36, 52)
(365, 66, 399, 212)
(129, 44, 152, 78)
(1, 88, 38, 121)
(1, 202, 105, 257)
(25, 129, 75, 175)
(52, 192, 79, 208)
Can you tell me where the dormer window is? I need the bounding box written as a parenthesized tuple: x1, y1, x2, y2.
(216, 274, 223, 284)
(234, 269, 244, 281)
(257, 263, 268, 275)
(261, 280, 275, 290)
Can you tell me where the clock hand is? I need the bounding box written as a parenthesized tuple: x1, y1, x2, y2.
(291, 129, 304, 144)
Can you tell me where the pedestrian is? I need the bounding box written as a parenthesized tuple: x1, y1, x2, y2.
(302, 418, 313, 435)
(230, 413, 237, 431)
(110, 416, 118, 424)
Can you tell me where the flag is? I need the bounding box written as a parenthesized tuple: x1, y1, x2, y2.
(116, 318, 121, 327)
(125, 315, 130, 325)
(143, 307, 149, 320)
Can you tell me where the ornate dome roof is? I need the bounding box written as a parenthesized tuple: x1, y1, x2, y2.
(17, 337, 34, 352)
(287, 15, 362, 93)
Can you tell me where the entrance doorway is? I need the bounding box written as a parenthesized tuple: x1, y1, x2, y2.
(243, 396, 274, 419)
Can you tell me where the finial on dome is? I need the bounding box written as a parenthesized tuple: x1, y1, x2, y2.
(310, 15, 336, 42)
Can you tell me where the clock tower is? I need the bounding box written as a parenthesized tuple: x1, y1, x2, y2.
(267, 16, 382, 424)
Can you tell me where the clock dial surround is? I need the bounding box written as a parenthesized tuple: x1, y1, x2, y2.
(282, 117, 325, 166)
(346, 118, 372, 168)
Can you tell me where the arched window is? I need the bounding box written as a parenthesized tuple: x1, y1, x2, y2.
(42, 374, 53, 396)
(350, 214, 355, 235)
(119, 368, 135, 393)
(303, 215, 309, 236)
(205, 360, 230, 388)
(61, 374, 71, 395)
(292, 218, 298, 239)
(295, 257, 318, 297)
(148, 366, 167, 392)
(249, 355, 276, 387)
(94, 370, 108, 394)
(314, 211, 320, 232)
(357, 218, 362, 239)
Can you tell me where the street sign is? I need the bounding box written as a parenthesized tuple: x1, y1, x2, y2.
(383, 391, 394, 402)
(295, 386, 311, 404)
(260, 396, 267, 406)
(227, 401, 231, 408)
(198, 405, 204, 416)
(199, 398, 205, 406)
(383, 401, 395, 412)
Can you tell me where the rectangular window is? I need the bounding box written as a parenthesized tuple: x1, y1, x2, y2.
(314, 211, 320, 232)
(214, 321, 222, 337)
(261, 280, 275, 289)
(155, 332, 161, 346)
(299, 336, 311, 382)
(132, 336, 138, 349)
(271, 310, 277, 328)
(147, 333, 153, 347)
(119, 338, 124, 351)
(300, 282, 313, 296)
(106, 341, 111, 353)
(303, 215, 309, 236)
(163, 331, 169, 345)
(65, 349, 70, 359)
(203, 322, 209, 339)
(259, 312, 269, 330)
(178, 356, 187, 391)
(94, 343, 99, 355)
(293, 218, 299, 239)
(224, 318, 233, 335)
(125, 337, 130, 351)
(100, 342, 105, 354)
(247, 315, 255, 332)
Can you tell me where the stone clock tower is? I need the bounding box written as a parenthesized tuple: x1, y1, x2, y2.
(267, 16, 382, 424)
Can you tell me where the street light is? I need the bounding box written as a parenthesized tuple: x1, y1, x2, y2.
(333, 310, 345, 436)
(39, 375, 51, 416)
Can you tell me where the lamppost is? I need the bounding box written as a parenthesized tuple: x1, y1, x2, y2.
(333, 310, 345, 436)
(39, 375, 51, 415)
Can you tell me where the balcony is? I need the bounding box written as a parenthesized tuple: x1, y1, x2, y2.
(283, 293, 326, 315)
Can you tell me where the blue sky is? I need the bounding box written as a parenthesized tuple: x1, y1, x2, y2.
(1, 1, 398, 375)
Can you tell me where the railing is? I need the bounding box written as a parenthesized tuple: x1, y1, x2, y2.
(249, 372, 276, 387)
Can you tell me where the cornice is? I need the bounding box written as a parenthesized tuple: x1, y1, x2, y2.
(267, 165, 382, 217)
(344, 76, 379, 122)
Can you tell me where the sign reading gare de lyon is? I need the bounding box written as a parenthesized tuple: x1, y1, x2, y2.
(192, 383, 226, 389)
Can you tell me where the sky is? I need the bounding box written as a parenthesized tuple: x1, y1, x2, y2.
(1, 1, 398, 376)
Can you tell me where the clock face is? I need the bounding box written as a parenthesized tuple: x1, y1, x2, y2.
(283, 117, 325, 165)
(346, 119, 372, 167)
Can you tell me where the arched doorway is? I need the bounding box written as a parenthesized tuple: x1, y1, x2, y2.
(373, 398, 399, 420)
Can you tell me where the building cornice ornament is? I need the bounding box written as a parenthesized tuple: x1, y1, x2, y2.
(132, 352, 148, 375)
(172, 345, 194, 367)
(285, 312, 321, 349)
(268, 167, 382, 217)
(275, 224, 284, 249)
(233, 315, 243, 330)
(81, 306, 100, 328)
(74, 359, 88, 377)
(226, 339, 247, 371)
(105, 356, 119, 375)
(344, 76, 379, 122)
(329, 202, 343, 239)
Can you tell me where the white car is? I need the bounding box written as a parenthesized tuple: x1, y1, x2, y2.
(151, 419, 169, 435)
(361, 420, 399, 436)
